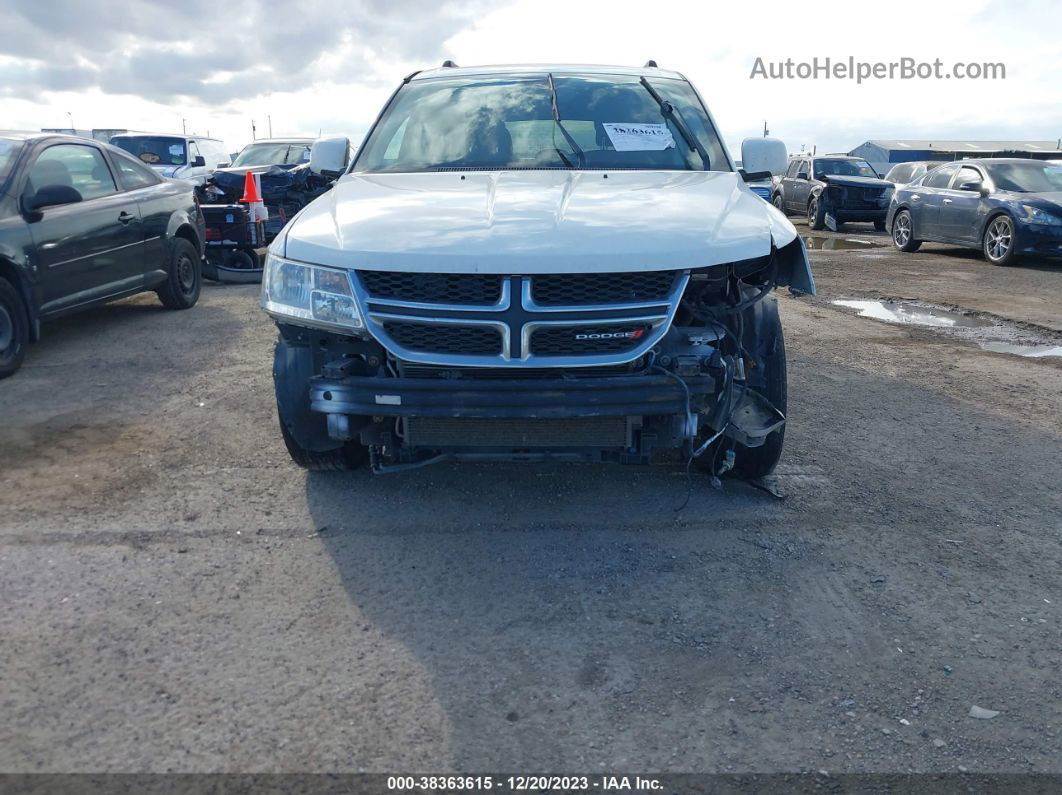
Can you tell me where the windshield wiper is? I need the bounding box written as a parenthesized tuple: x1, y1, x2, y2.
(547, 73, 586, 169)
(638, 77, 710, 169)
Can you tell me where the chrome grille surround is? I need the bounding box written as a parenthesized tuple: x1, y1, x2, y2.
(352, 270, 690, 368)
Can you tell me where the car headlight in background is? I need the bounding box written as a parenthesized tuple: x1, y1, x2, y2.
(260, 253, 364, 332)
(1019, 205, 1062, 226)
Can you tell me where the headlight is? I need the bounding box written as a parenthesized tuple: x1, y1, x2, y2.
(1019, 205, 1062, 226)
(260, 252, 364, 332)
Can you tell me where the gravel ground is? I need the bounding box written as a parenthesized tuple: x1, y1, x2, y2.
(2, 220, 1061, 773)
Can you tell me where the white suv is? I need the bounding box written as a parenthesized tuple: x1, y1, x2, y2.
(261, 62, 814, 479)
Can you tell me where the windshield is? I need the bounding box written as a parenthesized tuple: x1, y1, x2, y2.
(983, 162, 1062, 193)
(232, 143, 312, 167)
(814, 159, 878, 179)
(355, 73, 729, 172)
(0, 138, 23, 189)
(112, 136, 186, 166)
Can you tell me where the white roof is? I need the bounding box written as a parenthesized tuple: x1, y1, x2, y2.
(411, 63, 684, 81)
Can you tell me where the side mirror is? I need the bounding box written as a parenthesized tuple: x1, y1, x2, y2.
(310, 136, 351, 176)
(740, 136, 787, 178)
(27, 184, 83, 212)
(192, 155, 206, 167)
(796, 171, 809, 181)
(957, 180, 985, 194)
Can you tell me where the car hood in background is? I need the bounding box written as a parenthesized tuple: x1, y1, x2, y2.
(213, 163, 304, 177)
(820, 174, 894, 190)
(281, 170, 799, 273)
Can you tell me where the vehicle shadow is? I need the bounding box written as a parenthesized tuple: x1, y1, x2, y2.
(298, 348, 1062, 770)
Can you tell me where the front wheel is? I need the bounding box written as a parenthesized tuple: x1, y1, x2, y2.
(278, 416, 368, 471)
(0, 277, 29, 379)
(808, 196, 825, 230)
(732, 306, 786, 480)
(891, 209, 922, 252)
(772, 193, 788, 216)
(983, 215, 1019, 266)
(157, 238, 202, 309)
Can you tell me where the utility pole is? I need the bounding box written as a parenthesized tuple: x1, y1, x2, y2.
(268, 115, 272, 137)
(251, 119, 256, 140)
(182, 118, 187, 135)
(763, 120, 769, 137)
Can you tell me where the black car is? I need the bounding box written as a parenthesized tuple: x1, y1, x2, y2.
(773, 155, 894, 231)
(887, 158, 1062, 266)
(0, 132, 205, 378)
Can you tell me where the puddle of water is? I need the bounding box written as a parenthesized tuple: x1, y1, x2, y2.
(832, 300, 992, 328)
(980, 342, 1062, 358)
(804, 236, 881, 250)
(832, 298, 1062, 358)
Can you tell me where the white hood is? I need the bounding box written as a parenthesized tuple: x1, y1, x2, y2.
(281, 170, 798, 273)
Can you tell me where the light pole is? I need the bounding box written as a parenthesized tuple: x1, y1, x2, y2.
(66, 111, 74, 132)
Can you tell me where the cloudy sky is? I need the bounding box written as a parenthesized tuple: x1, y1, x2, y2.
(2, 0, 1059, 159)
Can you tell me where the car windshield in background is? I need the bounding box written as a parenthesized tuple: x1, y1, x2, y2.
(0, 138, 23, 189)
(984, 162, 1062, 193)
(112, 136, 187, 166)
(232, 143, 312, 167)
(814, 159, 878, 178)
(355, 73, 729, 172)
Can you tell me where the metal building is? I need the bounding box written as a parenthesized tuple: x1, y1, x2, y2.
(849, 139, 1062, 175)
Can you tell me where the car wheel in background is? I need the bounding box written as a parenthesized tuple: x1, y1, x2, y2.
(203, 250, 264, 284)
(983, 215, 1018, 266)
(808, 196, 826, 230)
(891, 209, 921, 252)
(874, 219, 887, 231)
(0, 277, 29, 379)
(772, 194, 788, 215)
(156, 238, 202, 309)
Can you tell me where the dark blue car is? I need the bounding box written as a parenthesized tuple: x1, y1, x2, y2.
(887, 158, 1062, 265)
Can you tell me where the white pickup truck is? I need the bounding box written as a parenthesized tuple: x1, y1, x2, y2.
(260, 62, 814, 480)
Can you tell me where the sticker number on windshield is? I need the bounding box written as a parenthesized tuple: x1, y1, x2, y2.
(602, 123, 676, 152)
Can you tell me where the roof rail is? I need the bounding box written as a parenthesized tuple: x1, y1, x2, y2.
(402, 70, 421, 83)
(644, 60, 658, 68)
(441, 60, 459, 68)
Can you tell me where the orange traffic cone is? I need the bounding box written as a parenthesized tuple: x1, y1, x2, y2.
(239, 170, 261, 204)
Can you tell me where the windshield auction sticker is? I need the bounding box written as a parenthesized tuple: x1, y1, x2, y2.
(602, 123, 675, 151)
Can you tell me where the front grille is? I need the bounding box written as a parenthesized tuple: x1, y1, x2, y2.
(530, 324, 652, 356)
(363, 270, 685, 365)
(531, 272, 676, 306)
(382, 322, 502, 355)
(405, 417, 628, 448)
(359, 271, 503, 305)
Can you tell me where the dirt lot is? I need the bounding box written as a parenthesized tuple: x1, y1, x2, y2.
(2, 220, 1061, 774)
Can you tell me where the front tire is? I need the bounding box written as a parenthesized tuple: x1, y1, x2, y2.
(278, 416, 368, 471)
(808, 196, 826, 230)
(157, 238, 202, 309)
(772, 193, 788, 216)
(732, 304, 787, 480)
(0, 277, 29, 379)
(983, 215, 1018, 266)
(891, 209, 922, 252)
